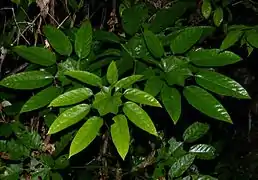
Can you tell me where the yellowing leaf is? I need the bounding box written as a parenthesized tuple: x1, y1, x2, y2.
(123, 101, 158, 136)
(49, 88, 93, 107)
(48, 104, 91, 134)
(69, 116, 103, 157)
(124, 88, 161, 107)
(111, 115, 130, 160)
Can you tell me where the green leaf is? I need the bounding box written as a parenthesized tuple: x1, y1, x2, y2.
(144, 29, 164, 58)
(21, 86, 62, 113)
(122, 4, 148, 35)
(183, 86, 232, 123)
(165, 68, 192, 86)
(111, 115, 130, 160)
(169, 154, 195, 178)
(93, 90, 122, 116)
(170, 27, 203, 54)
(188, 49, 241, 67)
(17, 131, 42, 150)
(114, 75, 143, 89)
(69, 116, 103, 157)
(94, 30, 120, 43)
(54, 154, 69, 169)
(124, 88, 161, 107)
(75, 21, 92, 59)
(48, 104, 91, 134)
(202, 0, 212, 19)
(161, 56, 189, 73)
(144, 76, 164, 96)
(65, 70, 102, 87)
(220, 30, 243, 50)
(161, 85, 181, 124)
(43, 25, 72, 55)
(49, 88, 93, 107)
(183, 122, 210, 143)
(195, 70, 250, 99)
(246, 29, 258, 48)
(0, 71, 54, 90)
(0, 164, 22, 180)
(189, 144, 216, 160)
(13, 46, 56, 66)
(107, 61, 118, 84)
(123, 101, 158, 136)
(213, 7, 223, 27)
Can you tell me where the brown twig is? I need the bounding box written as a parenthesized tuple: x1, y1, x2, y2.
(99, 131, 109, 180)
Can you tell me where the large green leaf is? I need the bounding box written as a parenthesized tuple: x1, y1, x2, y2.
(75, 21, 92, 59)
(123, 101, 157, 136)
(161, 56, 189, 73)
(13, 46, 56, 66)
(122, 4, 148, 35)
(170, 27, 203, 54)
(0, 71, 53, 90)
(169, 154, 195, 178)
(188, 49, 241, 66)
(220, 30, 243, 50)
(195, 70, 250, 99)
(183, 86, 232, 123)
(69, 116, 103, 157)
(246, 29, 258, 48)
(111, 115, 130, 160)
(94, 30, 120, 43)
(144, 76, 164, 96)
(165, 68, 192, 86)
(93, 90, 122, 116)
(202, 0, 212, 19)
(107, 61, 118, 85)
(49, 88, 93, 107)
(149, 1, 195, 33)
(21, 86, 62, 113)
(48, 104, 91, 134)
(124, 88, 161, 107)
(65, 70, 102, 87)
(213, 7, 223, 27)
(189, 144, 216, 160)
(144, 29, 164, 58)
(114, 75, 143, 89)
(43, 25, 72, 55)
(161, 85, 181, 124)
(183, 122, 210, 143)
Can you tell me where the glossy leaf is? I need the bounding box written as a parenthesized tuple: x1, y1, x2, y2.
(48, 104, 91, 134)
(124, 88, 161, 107)
(13, 46, 56, 66)
(123, 101, 158, 136)
(220, 30, 243, 50)
(65, 70, 102, 87)
(170, 27, 203, 54)
(188, 49, 241, 67)
(195, 70, 250, 99)
(49, 88, 93, 107)
(189, 144, 216, 160)
(114, 75, 143, 89)
(107, 61, 118, 84)
(183, 122, 210, 143)
(202, 0, 212, 19)
(0, 71, 53, 90)
(161, 56, 189, 73)
(111, 115, 130, 160)
(165, 68, 192, 86)
(246, 29, 258, 48)
(21, 86, 62, 113)
(94, 30, 120, 43)
(122, 4, 148, 35)
(161, 85, 181, 124)
(144, 76, 164, 96)
(93, 90, 122, 116)
(69, 116, 103, 157)
(213, 7, 223, 27)
(144, 29, 164, 58)
(169, 154, 195, 178)
(75, 21, 92, 59)
(43, 25, 72, 55)
(183, 86, 232, 123)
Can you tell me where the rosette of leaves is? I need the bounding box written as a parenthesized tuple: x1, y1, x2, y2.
(119, 4, 250, 124)
(153, 122, 217, 179)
